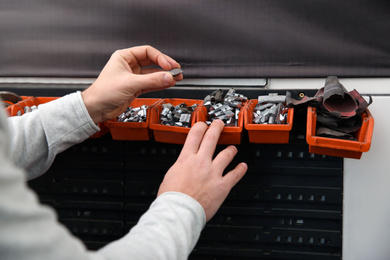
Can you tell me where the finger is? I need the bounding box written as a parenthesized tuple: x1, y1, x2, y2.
(197, 119, 224, 158)
(163, 53, 181, 70)
(212, 145, 238, 173)
(222, 163, 247, 188)
(116, 46, 166, 68)
(138, 68, 164, 74)
(180, 121, 208, 156)
(139, 68, 184, 81)
(127, 46, 179, 70)
(172, 73, 184, 82)
(129, 72, 176, 96)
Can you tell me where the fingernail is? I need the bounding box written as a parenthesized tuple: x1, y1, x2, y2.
(164, 73, 173, 85)
(215, 119, 225, 126)
(240, 163, 248, 170)
(228, 145, 238, 152)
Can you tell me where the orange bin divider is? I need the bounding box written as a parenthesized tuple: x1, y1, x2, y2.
(244, 99, 294, 144)
(149, 98, 202, 144)
(104, 98, 162, 141)
(196, 102, 247, 145)
(306, 106, 374, 159)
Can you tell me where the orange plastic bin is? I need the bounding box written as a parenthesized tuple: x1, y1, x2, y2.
(306, 106, 374, 159)
(105, 98, 162, 141)
(244, 99, 294, 144)
(3, 95, 34, 116)
(5, 96, 109, 138)
(149, 98, 202, 144)
(196, 102, 248, 145)
(7, 97, 59, 116)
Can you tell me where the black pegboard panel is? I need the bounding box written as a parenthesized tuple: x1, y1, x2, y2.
(189, 141, 342, 260)
(23, 86, 342, 258)
(28, 134, 342, 258)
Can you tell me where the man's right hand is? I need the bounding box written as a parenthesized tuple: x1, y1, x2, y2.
(157, 120, 248, 221)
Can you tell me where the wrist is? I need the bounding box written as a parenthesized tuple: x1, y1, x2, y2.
(81, 89, 102, 124)
(156, 192, 206, 227)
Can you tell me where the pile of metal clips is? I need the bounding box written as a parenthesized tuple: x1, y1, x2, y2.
(203, 88, 247, 126)
(252, 94, 288, 124)
(160, 103, 197, 127)
(117, 105, 148, 122)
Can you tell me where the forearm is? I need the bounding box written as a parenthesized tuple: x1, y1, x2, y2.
(2, 104, 205, 260)
(1, 168, 204, 260)
(98, 192, 206, 260)
(8, 92, 99, 180)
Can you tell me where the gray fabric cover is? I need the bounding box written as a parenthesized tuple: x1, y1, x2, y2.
(1, 0, 389, 78)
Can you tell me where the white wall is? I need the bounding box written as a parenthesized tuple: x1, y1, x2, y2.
(268, 78, 390, 259)
(344, 96, 390, 260)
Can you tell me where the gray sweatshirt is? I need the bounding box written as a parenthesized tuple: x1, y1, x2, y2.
(0, 92, 205, 260)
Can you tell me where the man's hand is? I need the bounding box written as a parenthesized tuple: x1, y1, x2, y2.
(82, 45, 183, 124)
(158, 120, 248, 221)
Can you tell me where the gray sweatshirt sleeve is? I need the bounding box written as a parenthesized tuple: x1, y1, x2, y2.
(98, 192, 206, 260)
(0, 94, 206, 259)
(8, 92, 100, 180)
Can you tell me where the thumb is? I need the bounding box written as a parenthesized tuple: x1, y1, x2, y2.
(130, 71, 175, 95)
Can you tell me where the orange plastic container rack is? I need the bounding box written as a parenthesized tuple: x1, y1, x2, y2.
(104, 98, 162, 141)
(149, 98, 202, 144)
(196, 101, 248, 145)
(306, 106, 374, 159)
(5, 96, 108, 138)
(244, 99, 294, 144)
